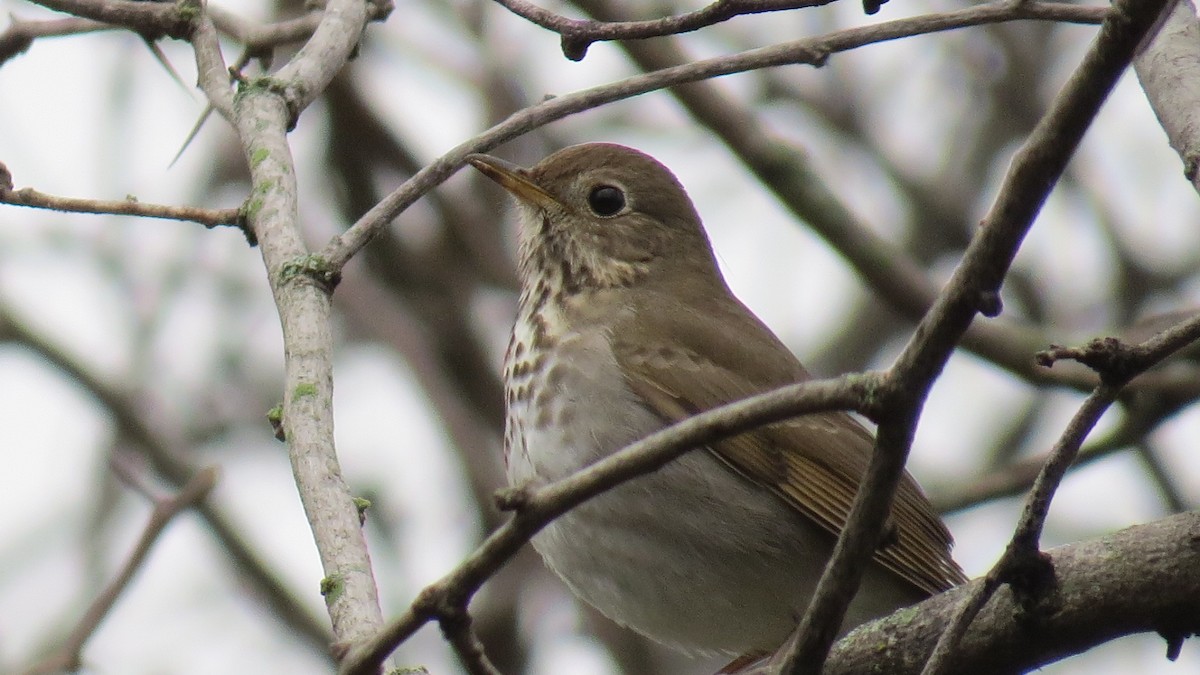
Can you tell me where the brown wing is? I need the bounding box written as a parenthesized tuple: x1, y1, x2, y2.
(609, 289, 966, 594)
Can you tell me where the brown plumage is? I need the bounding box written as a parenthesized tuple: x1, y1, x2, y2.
(469, 142, 966, 660)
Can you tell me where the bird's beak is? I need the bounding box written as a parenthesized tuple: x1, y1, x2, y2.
(466, 154, 562, 211)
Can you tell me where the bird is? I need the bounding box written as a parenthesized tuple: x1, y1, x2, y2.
(466, 142, 966, 666)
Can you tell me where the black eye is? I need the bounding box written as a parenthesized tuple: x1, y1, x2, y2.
(587, 185, 625, 217)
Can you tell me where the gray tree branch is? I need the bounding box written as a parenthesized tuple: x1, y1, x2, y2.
(1135, 0, 1200, 194)
(753, 511, 1200, 674)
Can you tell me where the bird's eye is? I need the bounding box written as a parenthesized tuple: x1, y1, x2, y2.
(587, 185, 626, 217)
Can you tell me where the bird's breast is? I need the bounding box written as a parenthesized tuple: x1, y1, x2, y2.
(504, 303, 658, 487)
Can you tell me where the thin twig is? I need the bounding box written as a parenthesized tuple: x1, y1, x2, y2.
(820, 512, 1200, 674)
(170, 46, 270, 168)
(920, 311, 1200, 674)
(919, 387, 1115, 675)
(207, 3, 391, 49)
(442, 609, 504, 675)
(1134, 442, 1191, 513)
(22, 467, 219, 675)
(934, 410, 1145, 513)
(207, 5, 323, 47)
(322, 0, 1107, 271)
(489, 0, 828, 60)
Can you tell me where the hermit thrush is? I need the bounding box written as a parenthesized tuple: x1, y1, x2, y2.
(467, 143, 965, 663)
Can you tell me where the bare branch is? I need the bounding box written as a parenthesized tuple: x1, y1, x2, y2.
(323, 0, 1107, 271)
(25, 0, 196, 39)
(1135, 0, 1200, 195)
(1134, 442, 1192, 513)
(272, 0, 372, 118)
(0, 302, 334, 658)
(488, 0, 831, 61)
(226, 0, 390, 652)
(819, 512, 1200, 674)
(338, 375, 868, 675)
(571, 0, 1109, 395)
(442, 609, 504, 675)
(207, 5, 322, 48)
(779, 0, 1178, 669)
(920, 89, 1200, 675)
(22, 467, 219, 675)
(0, 14, 111, 65)
(922, 384, 1120, 675)
(937, 310, 1200, 513)
(935, 410, 1144, 513)
(1020, 318, 1200, 549)
(205, 3, 390, 50)
(191, 12, 235, 119)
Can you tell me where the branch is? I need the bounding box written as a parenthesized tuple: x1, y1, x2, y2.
(322, 0, 1107, 271)
(779, 0, 1177, 669)
(0, 302, 334, 658)
(26, 0, 196, 40)
(487, 0, 830, 61)
(442, 609, 503, 675)
(925, 357, 1138, 673)
(816, 512, 1200, 674)
(926, 387, 1108, 673)
(191, 12, 235, 120)
(1135, 0, 1200, 195)
(224, 0, 388, 653)
(935, 308, 1200, 512)
(338, 375, 869, 675)
(572, 0, 1110, 395)
(1134, 441, 1191, 513)
(21, 467, 219, 675)
(206, 5, 321, 48)
(0, 162, 245, 231)
(271, 0, 382, 118)
(1013, 316, 1200, 544)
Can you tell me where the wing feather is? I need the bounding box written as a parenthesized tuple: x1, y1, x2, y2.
(610, 292, 966, 594)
